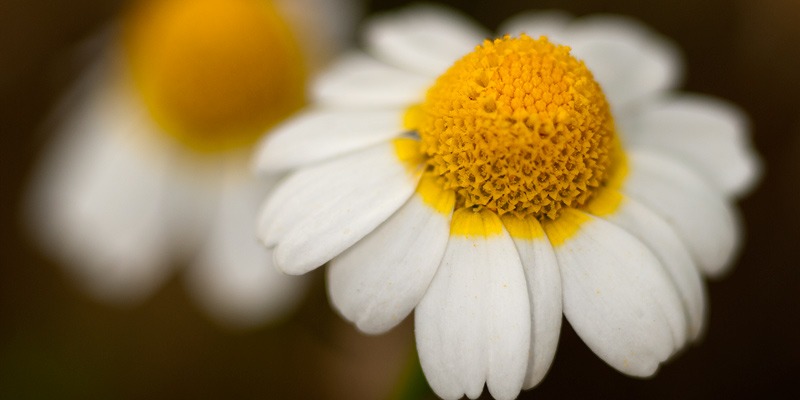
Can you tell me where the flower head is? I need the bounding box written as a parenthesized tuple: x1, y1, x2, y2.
(123, 0, 307, 151)
(256, 5, 760, 399)
(26, 0, 358, 328)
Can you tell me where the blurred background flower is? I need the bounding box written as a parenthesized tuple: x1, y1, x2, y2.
(1, 0, 798, 399)
(23, 0, 359, 329)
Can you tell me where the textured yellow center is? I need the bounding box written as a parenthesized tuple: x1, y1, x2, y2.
(123, 0, 306, 152)
(408, 35, 616, 220)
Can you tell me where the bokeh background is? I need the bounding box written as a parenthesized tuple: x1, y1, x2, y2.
(2, 0, 799, 398)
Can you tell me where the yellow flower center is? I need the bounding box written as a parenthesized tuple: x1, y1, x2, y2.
(123, 0, 306, 152)
(407, 35, 617, 220)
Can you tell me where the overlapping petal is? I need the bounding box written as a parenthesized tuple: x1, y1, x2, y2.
(364, 4, 490, 76)
(259, 141, 422, 274)
(623, 95, 761, 197)
(312, 51, 432, 108)
(328, 188, 454, 334)
(591, 192, 707, 340)
(254, 107, 406, 172)
(503, 216, 562, 389)
(416, 211, 530, 400)
(546, 210, 686, 376)
(566, 15, 683, 110)
(623, 149, 741, 277)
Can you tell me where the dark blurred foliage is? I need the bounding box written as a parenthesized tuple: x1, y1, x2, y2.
(1, 0, 798, 399)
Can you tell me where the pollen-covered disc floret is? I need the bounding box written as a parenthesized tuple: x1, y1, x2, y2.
(413, 35, 616, 219)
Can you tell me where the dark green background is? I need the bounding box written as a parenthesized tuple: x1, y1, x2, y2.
(2, 0, 798, 398)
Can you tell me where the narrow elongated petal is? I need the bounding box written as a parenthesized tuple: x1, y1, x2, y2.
(27, 77, 173, 303)
(416, 209, 530, 400)
(622, 95, 761, 197)
(502, 215, 562, 389)
(364, 4, 489, 76)
(588, 190, 707, 341)
(623, 149, 741, 277)
(328, 176, 455, 334)
(254, 107, 405, 173)
(544, 209, 686, 376)
(188, 173, 306, 328)
(257, 140, 409, 248)
(312, 51, 431, 107)
(566, 15, 682, 110)
(260, 140, 423, 274)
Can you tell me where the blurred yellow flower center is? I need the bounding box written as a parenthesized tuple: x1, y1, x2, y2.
(123, 0, 306, 152)
(407, 35, 617, 220)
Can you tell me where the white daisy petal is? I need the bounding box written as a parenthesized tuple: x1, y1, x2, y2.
(256, 139, 415, 249)
(254, 107, 405, 173)
(503, 216, 562, 389)
(188, 172, 306, 328)
(161, 158, 222, 259)
(624, 149, 741, 277)
(623, 95, 761, 197)
(364, 4, 489, 76)
(262, 140, 422, 275)
(545, 210, 686, 376)
(566, 15, 683, 110)
(28, 78, 173, 303)
(256, 167, 322, 250)
(312, 51, 432, 108)
(328, 177, 454, 334)
(190, 246, 306, 328)
(592, 192, 707, 341)
(497, 10, 571, 42)
(416, 209, 529, 400)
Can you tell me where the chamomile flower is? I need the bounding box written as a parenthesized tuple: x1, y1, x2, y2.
(254, 5, 760, 399)
(26, 0, 358, 328)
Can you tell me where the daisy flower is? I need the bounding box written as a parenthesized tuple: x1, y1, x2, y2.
(26, 0, 358, 328)
(254, 5, 761, 399)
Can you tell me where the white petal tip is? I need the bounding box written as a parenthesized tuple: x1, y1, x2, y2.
(625, 360, 661, 378)
(273, 257, 316, 276)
